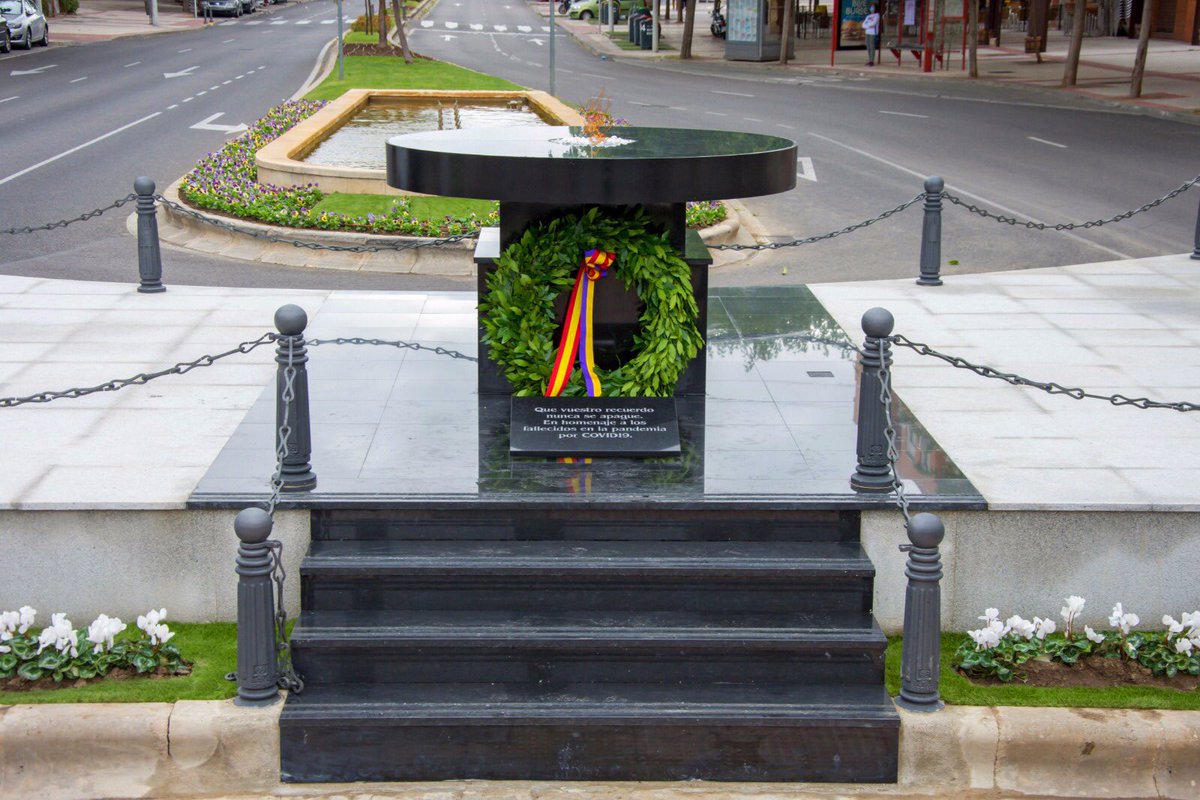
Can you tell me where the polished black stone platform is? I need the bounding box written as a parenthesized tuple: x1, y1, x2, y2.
(189, 286, 982, 510)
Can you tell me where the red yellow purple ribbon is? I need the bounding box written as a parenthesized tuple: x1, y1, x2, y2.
(545, 249, 615, 397)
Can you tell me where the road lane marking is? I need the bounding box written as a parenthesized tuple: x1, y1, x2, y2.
(712, 90, 754, 97)
(808, 131, 1132, 260)
(197, 90, 207, 95)
(223, 38, 236, 42)
(69, 77, 87, 83)
(0, 112, 162, 188)
(123, 61, 141, 67)
(743, 117, 762, 122)
(0, 96, 18, 104)
(191, 112, 248, 134)
(178, 48, 192, 53)
(163, 66, 199, 78)
(879, 110, 928, 118)
(1028, 136, 1068, 148)
(797, 156, 817, 182)
(182, 96, 193, 102)
(209, 85, 219, 90)
(10, 64, 57, 76)
(705, 111, 728, 116)
(167, 104, 179, 109)
(222, 79, 232, 84)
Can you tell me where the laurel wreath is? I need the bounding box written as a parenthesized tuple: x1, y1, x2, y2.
(479, 208, 703, 397)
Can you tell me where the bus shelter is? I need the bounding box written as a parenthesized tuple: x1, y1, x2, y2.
(726, 0, 798, 60)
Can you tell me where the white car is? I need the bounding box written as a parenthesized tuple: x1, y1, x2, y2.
(0, 0, 47, 50)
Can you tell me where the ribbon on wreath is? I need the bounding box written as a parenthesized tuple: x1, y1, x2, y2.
(545, 248, 616, 397)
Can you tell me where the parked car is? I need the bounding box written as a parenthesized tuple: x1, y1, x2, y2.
(0, 24, 10, 53)
(203, 0, 244, 16)
(239, 0, 259, 14)
(0, 0, 48, 50)
(567, 0, 635, 22)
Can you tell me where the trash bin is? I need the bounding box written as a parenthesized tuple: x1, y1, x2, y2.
(639, 18, 654, 48)
(600, 0, 615, 25)
(629, 10, 647, 42)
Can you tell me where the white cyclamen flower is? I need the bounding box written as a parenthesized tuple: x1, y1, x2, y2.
(150, 623, 174, 646)
(1108, 603, 1139, 635)
(1163, 615, 1185, 638)
(1085, 626, 1105, 644)
(86, 615, 126, 654)
(36, 612, 77, 657)
(968, 627, 1001, 650)
(1006, 615, 1036, 640)
(136, 608, 168, 636)
(1060, 596, 1086, 625)
(0, 611, 18, 638)
(1033, 617, 1057, 640)
(978, 608, 1001, 624)
(18, 606, 36, 634)
(1176, 638, 1194, 656)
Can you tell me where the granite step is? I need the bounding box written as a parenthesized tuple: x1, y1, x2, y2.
(289, 607, 887, 687)
(300, 538, 876, 614)
(279, 681, 900, 783)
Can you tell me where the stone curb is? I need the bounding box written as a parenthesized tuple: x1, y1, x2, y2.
(143, 181, 749, 276)
(3, 700, 1197, 799)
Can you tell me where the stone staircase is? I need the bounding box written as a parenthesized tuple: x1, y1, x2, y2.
(279, 505, 899, 783)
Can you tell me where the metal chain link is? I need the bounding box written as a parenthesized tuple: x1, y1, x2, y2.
(308, 337, 479, 362)
(0, 333, 277, 408)
(877, 355, 912, 527)
(711, 194, 924, 251)
(267, 539, 304, 693)
(892, 334, 1200, 412)
(943, 174, 1200, 231)
(0, 194, 138, 235)
(156, 196, 480, 253)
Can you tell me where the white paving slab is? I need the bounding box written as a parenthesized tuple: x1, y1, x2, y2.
(810, 253, 1200, 510)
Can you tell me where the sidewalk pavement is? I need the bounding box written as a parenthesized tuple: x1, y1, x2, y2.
(49, 0, 205, 44)
(539, 2, 1200, 120)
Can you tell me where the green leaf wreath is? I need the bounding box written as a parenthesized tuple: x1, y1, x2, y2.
(480, 208, 703, 397)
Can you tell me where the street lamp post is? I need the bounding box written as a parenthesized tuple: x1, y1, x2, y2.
(337, 0, 345, 80)
(549, 0, 557, 96)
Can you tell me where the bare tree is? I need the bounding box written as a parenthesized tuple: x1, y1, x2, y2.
(378, 0, 387, 46)
(1130, 0, 1154, 96)
(779, 0, 794, 65)
(1062, 0, 1087, 86)
(391, 0, 413, 63)
(680, 0, 698, 58)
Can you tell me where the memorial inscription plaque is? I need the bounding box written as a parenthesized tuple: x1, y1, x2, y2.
(510, 397, 681, 458)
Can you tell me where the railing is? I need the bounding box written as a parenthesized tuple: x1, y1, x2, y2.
(848, 306, 1200, 711)
(3, 173, 1198, 290)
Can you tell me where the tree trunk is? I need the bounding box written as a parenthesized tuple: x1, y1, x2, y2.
(779, 0, 794, 64)
(680, 0, 697, 57)
(364, 0, 372, 34)
(1062, 0, 1087, 85)
(1130, 0, 1154, 96)
(394, 0, 413, 62)
(968, 0, 978, 77)
(378, 0, 387, 46)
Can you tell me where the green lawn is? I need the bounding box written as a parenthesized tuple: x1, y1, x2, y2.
(306, 56, 525, 102)
(6, 625, 1196, 708)
(886, 634, 1200, 711)
(1, 623, 237, 705)
(313, 193, 498, 221)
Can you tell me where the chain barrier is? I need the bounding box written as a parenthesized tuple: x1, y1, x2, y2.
(155, 196, 480, 253)
(0, 333, 277, 408)
(710, 194, 924, 251)
(877, 357, 912, 529)
(308, 337, 479, 362)
(263, 338, 304, 692)
(0, 194, 138, 235)
(892, 334, 1200, 412)
(942, 174, 1200, 232)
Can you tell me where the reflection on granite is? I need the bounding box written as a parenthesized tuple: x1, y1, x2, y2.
(189, 287, 982, 509)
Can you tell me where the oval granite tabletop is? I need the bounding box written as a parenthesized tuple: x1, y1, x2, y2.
(386, 126, 798, 206)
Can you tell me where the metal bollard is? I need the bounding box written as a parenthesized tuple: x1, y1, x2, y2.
(134, 177, 165, 294)
(234, 507, 280, 706)
(850, 307, 895, 493)
(1192, 191, 1199, 260)
(896, 512, 945, 712)
(274, 305, 317, 491)
(917, 176, 944, 287)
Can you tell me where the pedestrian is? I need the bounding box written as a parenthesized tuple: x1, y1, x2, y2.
(863, 4, 881, 66)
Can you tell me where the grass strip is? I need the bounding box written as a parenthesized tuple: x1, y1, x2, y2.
(1, 623, 237, 705)
(886, 634, 1200, 711)
(313, 193, 498, 221)
(305, 56, 525, 102)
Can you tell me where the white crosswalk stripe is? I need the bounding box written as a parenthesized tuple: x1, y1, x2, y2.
(445, 21, 458, 28)
(517, 25, 531, 32)
(494, 24, 507, 31)
(542, 25, 551, 31)
(296, 19, 311, 24)
(218, 20, 237, 26)
(243, 19, 262, 25)
(421, 20, 433, 27)
(321, 18, 336, 23)
(470, 23, 482, 30)
(270, 19, 287, 24)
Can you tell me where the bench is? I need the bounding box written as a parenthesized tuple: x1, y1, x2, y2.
(887, 42, 944, 66)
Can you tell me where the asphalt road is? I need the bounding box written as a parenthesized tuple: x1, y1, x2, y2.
(0, 0, 1197, 291)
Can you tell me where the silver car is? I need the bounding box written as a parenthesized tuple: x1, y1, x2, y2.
(0, 0, 48, 50)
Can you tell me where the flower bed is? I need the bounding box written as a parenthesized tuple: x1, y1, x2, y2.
(2, 606, 190, 690)
(180, 101, 725, 237)
(955, 597, 1200, 687)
